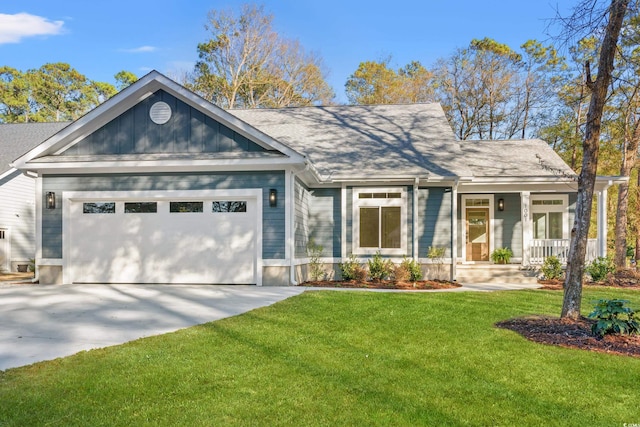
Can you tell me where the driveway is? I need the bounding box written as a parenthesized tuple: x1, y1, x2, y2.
(0, 284, 305, 371)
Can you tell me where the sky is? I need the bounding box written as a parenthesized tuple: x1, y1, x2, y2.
(1, 1, 575, 103)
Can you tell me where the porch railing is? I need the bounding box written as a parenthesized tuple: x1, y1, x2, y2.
(530, 239, 598, 265)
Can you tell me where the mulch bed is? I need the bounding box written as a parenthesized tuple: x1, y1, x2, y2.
(298, 279, 461, 290)
(538, 269, 640, 290)
(496, 315, 640, 358)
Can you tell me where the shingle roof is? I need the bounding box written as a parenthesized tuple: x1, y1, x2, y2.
(460, 139, 576, 178)
(0, 122, 69, 175)
(232, 103, 473, 180)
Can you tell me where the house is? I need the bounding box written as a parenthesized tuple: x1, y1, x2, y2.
(10, 71, 621, 285)
(0, 122, 68, 272)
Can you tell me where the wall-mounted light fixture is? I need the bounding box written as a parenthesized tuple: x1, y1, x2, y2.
(269, 189, 277, 208)
(46, 192, 56, 209)
(498, 198, 505, 212)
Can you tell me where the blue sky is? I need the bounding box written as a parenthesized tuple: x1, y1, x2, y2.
(1, 1, 573, 103)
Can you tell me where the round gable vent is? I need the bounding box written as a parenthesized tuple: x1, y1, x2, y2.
(149, 101, 172, 125)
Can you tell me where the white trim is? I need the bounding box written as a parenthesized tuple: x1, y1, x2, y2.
(288, 171, 296, 285)
(461, 194, 495, 263)
(61, 189, 263, 285)
(413, 179, 419, 260)
(521, 191, 531, 266)
(451, 183, 458, 279)
(352, 187, 408, 256)
(597, 189, 608, 258)
(36, 258, 63, 266)
(341, 183, 347, 258)
(35, 176, 43, 262)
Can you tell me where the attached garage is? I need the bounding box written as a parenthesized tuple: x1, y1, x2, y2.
(63, 190, 262, 285)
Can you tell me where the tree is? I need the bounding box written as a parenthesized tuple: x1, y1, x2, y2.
(114, 71, 138, 91)
(190, 4, 333, 108)
(345, 58, 434, 105)
(561, 0, 630, 320)
(0, 66, 30, 122)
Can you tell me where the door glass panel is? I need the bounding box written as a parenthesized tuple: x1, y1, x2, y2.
(468, 211, 487, 243)
(533, 213, 546, 239)
(124, 202, 157, 213)
(360, 207, 379, 247)
(548, 212, 563, 239)
(83, 202, 116, 214)
(381, 206, 401, 248)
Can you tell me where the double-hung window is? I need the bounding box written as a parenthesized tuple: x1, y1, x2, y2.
(353, 188, 406, 255)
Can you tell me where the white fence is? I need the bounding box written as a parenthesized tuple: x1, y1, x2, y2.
(530, 239, 598, 265)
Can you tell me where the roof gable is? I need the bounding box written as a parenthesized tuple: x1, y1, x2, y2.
(61, 90, 268, 156)
(0, 122, 68, 176)
(12, 71, 305, 171)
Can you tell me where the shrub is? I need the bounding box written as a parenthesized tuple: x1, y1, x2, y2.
(541, 256, 563, 280)
(368, 251, 394, 281)
(393, 263, 410, 283)
(340, 254, 366, 281)
(588, 299, 640, 337)
(401, 256, 423, 281)
(585, 256, 616, 282)
(490, 247, 513, 264)
(427, 246, 446, 280)
(306, 240, 324, 281)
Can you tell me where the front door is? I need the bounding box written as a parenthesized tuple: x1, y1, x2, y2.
(466, 209, 489, 261)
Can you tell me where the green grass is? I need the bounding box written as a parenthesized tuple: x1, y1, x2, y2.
(1, 288, 640, 426)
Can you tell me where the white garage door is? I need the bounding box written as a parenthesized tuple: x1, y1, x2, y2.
(64, 190, 261, 284)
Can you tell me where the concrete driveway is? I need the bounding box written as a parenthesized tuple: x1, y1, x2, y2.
(0, 284, 305, 371)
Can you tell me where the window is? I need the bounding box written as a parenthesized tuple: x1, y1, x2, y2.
(83, 202, 116, 214)
(124, 202, 157, 213)
(354, 188, 405, 254)
(170, 202, 203, 213)
(0, 230, 4, 239)
(531, 195, 568, 240)
(212, 201, 247, 213)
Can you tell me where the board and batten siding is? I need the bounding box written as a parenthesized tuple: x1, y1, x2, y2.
(61, 90, 268, 156)
(417, 187, 452, 258)
(0, 170, 35, 262)
(294, 180, 310, 258)
(493, 193, 522, 258)
(41, 171, 285, 259)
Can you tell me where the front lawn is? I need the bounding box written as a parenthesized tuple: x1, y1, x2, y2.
(1, 288, 639, 426)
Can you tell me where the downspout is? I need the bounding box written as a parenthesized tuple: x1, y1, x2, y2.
(289, 162, 311, 286)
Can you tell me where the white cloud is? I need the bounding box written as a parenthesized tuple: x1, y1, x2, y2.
(0, 13, 64, 44)
(120, 46, 158, 53)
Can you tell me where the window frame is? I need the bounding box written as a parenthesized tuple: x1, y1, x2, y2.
(352, 187, 407, 255)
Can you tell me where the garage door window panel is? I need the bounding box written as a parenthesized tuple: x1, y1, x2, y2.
(124, 202, 158, 213)
(83, 202, 116, 214)
(213, 201, 247, 213)
(170, 202, 203, 213)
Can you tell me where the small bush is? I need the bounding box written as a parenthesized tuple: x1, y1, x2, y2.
(306, 240, 324, 281)
(340, 254, 366, 281)
(393, 263, 410, 283)
(427, 246, 446, 280)
(588, 299, 640, 337)
(585, 256, 616, 282)
(490, 247, 513, 264)
(368, 251, 394, 281)
(401, 256, 423, 281)
(541, 256, 563, 280)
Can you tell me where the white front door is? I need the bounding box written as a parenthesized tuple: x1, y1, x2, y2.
(64, 190, 261, 284)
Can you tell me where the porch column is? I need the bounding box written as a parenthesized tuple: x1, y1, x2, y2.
(521, 191, 531, 266)
(597, 188, 608, 258)
(413, 178, 419, 260)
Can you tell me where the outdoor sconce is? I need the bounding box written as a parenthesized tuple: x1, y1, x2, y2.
(498, 198, 505, 212)
(269, 189, 277, 207)
(46, 192, 56, 209)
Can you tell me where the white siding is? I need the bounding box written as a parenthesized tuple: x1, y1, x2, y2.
(0, 170, 35, 264)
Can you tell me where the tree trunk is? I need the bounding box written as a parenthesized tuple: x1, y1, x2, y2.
(562, 0, 629, 319)
(614, 124, 640, 267)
